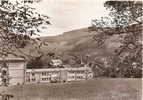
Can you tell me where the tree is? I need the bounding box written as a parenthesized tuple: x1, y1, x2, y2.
(90, 1, 142, 77)
(0, 0, 50, 59)
(0, 1, 50, 99)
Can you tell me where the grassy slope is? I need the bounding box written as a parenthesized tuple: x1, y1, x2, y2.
(41, 28, 121, 52)
(16, 28, 95, 57)
(20, 28, 121, 57)
(6, 79, 142, 100)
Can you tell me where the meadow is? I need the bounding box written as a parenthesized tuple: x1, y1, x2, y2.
(1, 78, 142, 100)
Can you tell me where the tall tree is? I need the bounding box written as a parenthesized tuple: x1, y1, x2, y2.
(90, 1, 142, 77)
(0, 0, 50, 59)
(0, 1, 50, 99)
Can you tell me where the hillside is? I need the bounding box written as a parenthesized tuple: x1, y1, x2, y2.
(16, 27, 122, 67)
(39, 28, 121, 57)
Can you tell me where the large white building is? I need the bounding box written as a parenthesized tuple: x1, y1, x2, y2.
(25, 66, 93, 83)
(0, 56, 94, 86)
(0, 56, 27, 86)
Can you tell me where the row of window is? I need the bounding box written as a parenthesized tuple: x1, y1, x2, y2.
(26, 76, 85, 82)
(76, 76, 84, 79)
(28, 72, 59, 76)
(29, 71, 86, 76)
(68, 71, 85, 74)
(68, 76, 84, 79)
(26, 75, 93, 83)
(26, 78, 35, 82)
(42, 78, 51, 81)
(42, 72, 59, 76)
(22, 0, 41, 3)
(42, 71, 85, 75)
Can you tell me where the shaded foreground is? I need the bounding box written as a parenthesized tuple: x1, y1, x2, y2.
(1, 78, 142, 100)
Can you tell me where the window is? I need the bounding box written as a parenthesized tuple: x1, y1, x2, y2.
(26, 78, 30, 82)
(42, 72, 46, 76)
(32, 73, 35, 76)
(23, 0, 34, 3)
(69, 71, 74, 74)
(68, 76, 74, 79)
(32, 78, 36, 82)
(42, 78, 45, 81)
(42, 78, 50, 81)
(76, 76, 83, 79)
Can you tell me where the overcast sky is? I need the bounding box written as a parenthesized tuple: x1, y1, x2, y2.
(11, 0, 109, 36)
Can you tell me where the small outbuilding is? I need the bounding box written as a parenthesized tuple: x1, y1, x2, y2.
(0, 55, 27, 86)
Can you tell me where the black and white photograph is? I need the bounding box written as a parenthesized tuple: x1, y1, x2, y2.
(0, 0, 142, 100)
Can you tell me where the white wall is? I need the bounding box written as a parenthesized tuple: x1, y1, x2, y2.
(8, 62, 26, 85)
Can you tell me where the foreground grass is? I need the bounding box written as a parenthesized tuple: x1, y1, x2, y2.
(1, 78, 142, 100)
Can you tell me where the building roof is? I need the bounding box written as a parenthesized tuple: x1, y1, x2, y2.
(26, 67, 92, 73)
(0, 55, 26, 62)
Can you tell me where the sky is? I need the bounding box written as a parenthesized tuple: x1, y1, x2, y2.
(11, 0, 109, 36)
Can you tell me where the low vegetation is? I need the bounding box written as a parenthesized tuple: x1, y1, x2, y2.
(6, 79, 142, 100)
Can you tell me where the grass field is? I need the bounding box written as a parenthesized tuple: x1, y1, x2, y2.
(1, 78, 142, 100)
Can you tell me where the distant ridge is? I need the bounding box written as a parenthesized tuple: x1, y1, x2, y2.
(13, 27, 121, 65)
